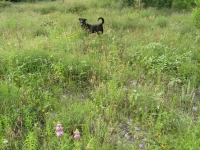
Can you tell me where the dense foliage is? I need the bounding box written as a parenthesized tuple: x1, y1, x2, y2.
(193, 1, 200, 28)
(3, 0, 196, 10)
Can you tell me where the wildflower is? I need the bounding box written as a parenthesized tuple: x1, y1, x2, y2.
(67, 36, 71, 39)
(168, 109, 173, 114)
(3, 139, 8, 144)
(14, 78, 18, 81)
(56, 36, 61, 39)
(130, 80, 137, 86)
(139, 143, 144, 149)
(192, 106, 198, 112)
(157, 132, 161, 137)
(56, 122, 63, 137)
(73, 129, 80, 140)
(161, 143, 166, 148)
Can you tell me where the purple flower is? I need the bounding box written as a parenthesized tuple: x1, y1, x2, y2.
(56, 131, 63, 137)
(73, 129, 80, 140)
(74, 133, 80, 140)
(56, 123, 63, 137)
(56, 123, 63, 131)
(139, 144, 144, 149)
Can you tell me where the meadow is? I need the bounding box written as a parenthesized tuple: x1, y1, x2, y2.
(0, 0, 200, 149)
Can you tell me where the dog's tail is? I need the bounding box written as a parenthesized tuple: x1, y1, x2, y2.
(98, 17, 104, 25)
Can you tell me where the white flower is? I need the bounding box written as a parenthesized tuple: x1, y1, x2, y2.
(192, 106, 198, 112)
(3, 139, 8, 144)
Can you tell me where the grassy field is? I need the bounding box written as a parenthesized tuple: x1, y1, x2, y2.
(0, 0, 200, 149)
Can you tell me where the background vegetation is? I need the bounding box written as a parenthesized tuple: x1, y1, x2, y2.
(0, 0, 200, 149)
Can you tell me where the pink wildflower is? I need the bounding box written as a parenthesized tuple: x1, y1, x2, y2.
(56, 122, 63, 137)
(73, 129, 80, 140)
(139, 144, 144, 149)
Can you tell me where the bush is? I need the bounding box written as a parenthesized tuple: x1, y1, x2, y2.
(142, 0, 173, 8)
(193, 8, 200, 28)
(155, 16, 168, 28)
(121, 0, 135, 7)
(65, 3, 88, 14)
(33, 26, 49, 37)
(141, 0, 195, 9)
(39, 5, 57, 14)
(172, 0, 192, 10)
(0, 0, 11, 9)
(155, 0, 173, 9)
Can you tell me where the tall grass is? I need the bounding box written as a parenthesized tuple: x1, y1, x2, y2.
(0, 1, 200, 149)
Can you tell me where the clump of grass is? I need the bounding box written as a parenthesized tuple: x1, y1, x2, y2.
(110, 16, 146, 30)
(139, 8, 155, 18)
(155, 16, 168, 28)
(35, 5, 57, 14)
(0, 0, 11, 9)
(65, 3, 88, 14)
(32, 25, 49, 37)
(179, 22, 196, 35)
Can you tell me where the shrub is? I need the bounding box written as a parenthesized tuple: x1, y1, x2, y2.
(155, 16, 168, 28)
(179, 23, 195, 34)
(172, 0, 192, 10)
(156, 0, 173, 9)
(33, 26, 49, 37)
(195, 0, 200, 7)
(35, 5, 57, 15)
(142, 0, 173, 8)
(65, 3, 88, 14)
(193, 8, 200, 28)
(0, 0, 11, 9)
(121, 0, 135, 7)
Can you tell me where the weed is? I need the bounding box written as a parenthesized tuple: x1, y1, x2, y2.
(155, 16, 168, 28)
(65, 3, 88, 14)
(36, 5, 57, 15)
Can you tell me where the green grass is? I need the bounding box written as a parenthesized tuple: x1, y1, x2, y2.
(0, 1, 200, 149)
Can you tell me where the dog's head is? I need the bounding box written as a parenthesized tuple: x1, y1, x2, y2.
(79, 18, 87, 27)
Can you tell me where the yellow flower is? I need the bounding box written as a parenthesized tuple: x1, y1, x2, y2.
(56, 36, 61, 39)
(161, 143, 166, 148)
(67, 36, 71, 39)
(157, 132, 161, 137)
(42, 109, 45, 113)
(14, 78, 18, 81)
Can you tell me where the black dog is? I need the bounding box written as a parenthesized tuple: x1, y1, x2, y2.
(79, 17, 104, 34)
